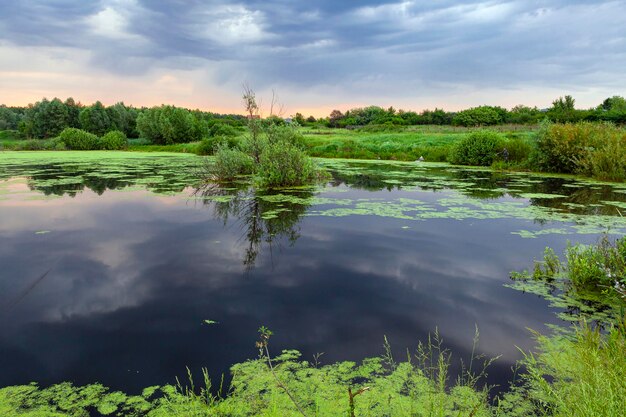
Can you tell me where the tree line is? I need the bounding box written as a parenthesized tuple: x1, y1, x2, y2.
(1, 95, 625, 140)
(0, 98, 248, 142)
(321, 95, 626, 128)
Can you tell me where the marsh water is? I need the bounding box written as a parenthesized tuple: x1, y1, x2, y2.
(2, 152, 626, 393)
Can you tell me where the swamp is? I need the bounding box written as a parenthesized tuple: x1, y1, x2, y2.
(1, 151, 625, 416)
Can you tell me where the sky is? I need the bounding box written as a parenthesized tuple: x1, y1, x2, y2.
(0, 0, 625, 117)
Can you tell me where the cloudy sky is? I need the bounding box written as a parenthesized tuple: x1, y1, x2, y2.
(1, 0, 625, 116)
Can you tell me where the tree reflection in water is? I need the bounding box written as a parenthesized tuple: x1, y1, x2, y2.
(193, 184, 313, 270)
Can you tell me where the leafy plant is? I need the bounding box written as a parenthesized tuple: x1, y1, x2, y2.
(100, 130, 128, 150)
(210, 143, 255, 181)
(449, 130, 505, 166)
(59, 128, 100, 150)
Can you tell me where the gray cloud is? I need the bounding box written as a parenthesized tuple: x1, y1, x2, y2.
(1, 0, 624, 110)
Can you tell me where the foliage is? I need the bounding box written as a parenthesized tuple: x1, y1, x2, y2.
(5, 138, 65, 151)
(0, 330, 494, 417)
(136, 105, 203, 144)
(100, 130, 128, 150)
(449, 131, 505, 166)
(202, 88, 325, 187)
(574, 130, 626, 181)
(0, 105, 21, 130)
(452, 106, 506, 127)
(196, 135, 239, 156)
(208, 122, 239, 138)
(504, 321, 626, 417)
(20, 98, 69, 138)
(59, 128, 101, 150)
(107, 102, 139, 138)
(506, 105, 543, 125)
(210, 143, 255, 181)
(546, 95, 582, 123)
(257, 140, 318, 187)
(534, 121, 626, 179)
(79, 101, 112, 136)
(503, 136, 534, 163)
(511, 236, 626, 322)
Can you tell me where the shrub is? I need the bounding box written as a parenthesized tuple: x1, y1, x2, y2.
(534, 121, 625, 175)
(265, 124, 306, 149)
(449, 130, 504, 166)
(208, 122, 239, 138)
(452, 106, 505, 127)
(14, 139, 45, 150)
(211, 144, 255, 181)
(59, 128, 100, 150)
(257, 141, 318, 187)
(99, 130, 127, 150)
(197, 136, 240, 156)
(575, 131, 626, 181)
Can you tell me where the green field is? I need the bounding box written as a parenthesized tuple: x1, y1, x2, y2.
(2, 126, 537, 162)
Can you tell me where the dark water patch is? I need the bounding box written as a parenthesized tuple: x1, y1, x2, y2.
(0, 153, 624, 394)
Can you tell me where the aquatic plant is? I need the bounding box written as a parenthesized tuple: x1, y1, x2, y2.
(502, 320, 626, 417)
(510, 235, 626, 322)
(210, 143, 255, 181)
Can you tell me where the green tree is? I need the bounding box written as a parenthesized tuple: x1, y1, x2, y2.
(328, 110, 344, 127)
(136, 105, 203, 144)
(107, 102, 139, 138)
(0, 106, 20, 130)
(293, 112, 306, 125)
(548, 95, 583, 123)
(64, 97, 82, 128)
(79, 101, 112, 136)
(20, 98, 69, 138)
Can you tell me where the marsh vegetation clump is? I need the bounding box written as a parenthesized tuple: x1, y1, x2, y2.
(510, 235, 626, 324)
(449, 130, 505, 166)
(533, 121, 626, 180)
(58, 128, 128, 150)
(206, 88, 327, 188)
(59, 127, 100, 150)
(100, 130, 128, 150)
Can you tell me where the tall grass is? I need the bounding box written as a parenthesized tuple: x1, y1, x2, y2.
(517, 320, 626, 417)
(534, 121, 626, 180)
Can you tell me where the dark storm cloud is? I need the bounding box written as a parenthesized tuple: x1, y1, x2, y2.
(1, 1, 624, 100)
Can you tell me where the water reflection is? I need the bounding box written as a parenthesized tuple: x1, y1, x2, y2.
(194, 184, 312, 270)
(1, 155, 625, 395)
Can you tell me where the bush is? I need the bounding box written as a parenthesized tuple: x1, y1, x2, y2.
(575, 132, 626, 181)
(534, 121, 626, 179)
(197, 136, 240, 156)
(452, 106, 505, 126)
(257, 141, 318, 187)
(99, 130, 127, 150)
(449, 130, 504, 166)
(265, 124, 306, 149)
(208, 122, 239, 138)
(211, 144, 255, 181)
(59, 128, 100, 150)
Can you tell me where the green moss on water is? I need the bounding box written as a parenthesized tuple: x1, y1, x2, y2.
(4, 152, 626, 239)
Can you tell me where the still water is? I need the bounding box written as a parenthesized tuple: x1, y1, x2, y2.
(1, 152, 625, 393)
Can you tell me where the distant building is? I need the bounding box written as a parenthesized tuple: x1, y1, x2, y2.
(246, 114, 261, 119)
